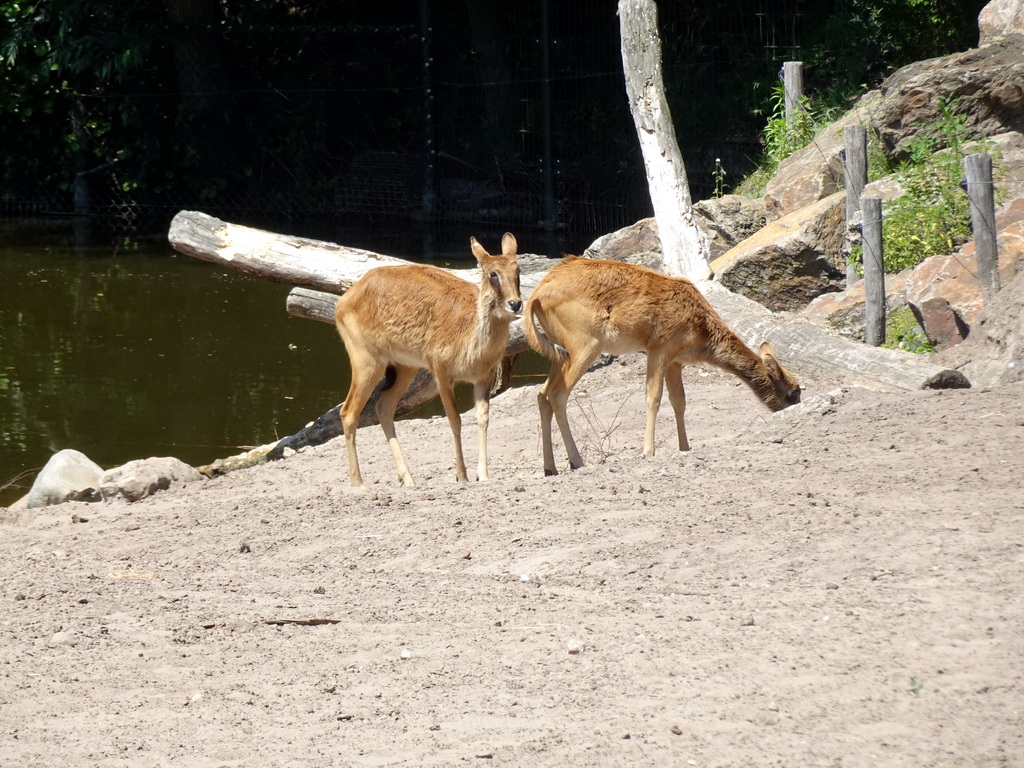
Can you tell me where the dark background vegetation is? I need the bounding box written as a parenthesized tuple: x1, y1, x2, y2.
(1, 0, 986, 240)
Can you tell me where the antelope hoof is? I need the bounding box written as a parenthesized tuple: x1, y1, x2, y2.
(544, 468, 558, 477)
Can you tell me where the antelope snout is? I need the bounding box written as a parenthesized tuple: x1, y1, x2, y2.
(508, 299, 523, 314)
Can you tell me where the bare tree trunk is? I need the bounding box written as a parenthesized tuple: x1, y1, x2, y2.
(618, 0, 710, 281)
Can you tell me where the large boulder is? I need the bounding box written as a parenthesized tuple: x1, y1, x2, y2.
(763, 110, 865, 219)
(693, 195, 770, 260)
(27, 449, 104, 508)
(99, 457, 204, 503)
(979, 0, 1024, 43)
(937, 264, 1024, 387)
(584, 217, 661, 263)
(710, 191, 847, 311)
(873, 36, 1024, 160)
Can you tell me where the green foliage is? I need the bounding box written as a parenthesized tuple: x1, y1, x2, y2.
(881, 98, 988, 273)
(803, 0, 987, 100)
(763, 82, 816, 166)
(883, 307, 935, 354)
(736, 82, 835, 197)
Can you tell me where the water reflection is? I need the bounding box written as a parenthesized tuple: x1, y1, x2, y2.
(0, 217, 562, 506)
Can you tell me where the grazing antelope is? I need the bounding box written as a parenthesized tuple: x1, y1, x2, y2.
(334, 233, 522, 487)
(523, 255, 801, 476)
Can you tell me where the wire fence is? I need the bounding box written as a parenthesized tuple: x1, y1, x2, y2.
(1, 1, 824, 240)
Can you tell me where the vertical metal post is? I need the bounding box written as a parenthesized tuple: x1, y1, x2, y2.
(843, 125, 868, 287)
(539, 0, 557, 228)
(782, 61, 804, 131)
(72, 97, 90, 216)
(861, 195, 886, 346)
(964, 153, 999, 304)
(419, 0, 436, 221)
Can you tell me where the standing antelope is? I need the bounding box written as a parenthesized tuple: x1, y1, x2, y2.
(523, 255, 801, 476)
(334, 233, 522, 487)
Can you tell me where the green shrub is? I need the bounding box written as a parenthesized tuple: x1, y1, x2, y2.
(883, 307, 935, 354)
(880, 98, 984, 272)
(736, 82, 827, 197)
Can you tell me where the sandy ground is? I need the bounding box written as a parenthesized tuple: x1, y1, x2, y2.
(2, 351, 1023, 767)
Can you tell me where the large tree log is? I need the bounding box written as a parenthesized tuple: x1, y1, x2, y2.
(169, 210, 969, 474)
(169, 209, 410, 292)
(170, 210, 969, 392)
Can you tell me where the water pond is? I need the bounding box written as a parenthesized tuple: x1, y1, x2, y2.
(0, 217, 550, 506)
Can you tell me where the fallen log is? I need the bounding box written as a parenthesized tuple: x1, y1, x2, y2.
(170, 210, 969, 475)
(169, 210, 409, 292)
(170, 210, 969, 391)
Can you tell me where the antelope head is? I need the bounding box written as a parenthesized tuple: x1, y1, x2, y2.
(470, 232, 523, 320)
(759, 343, 802, 410)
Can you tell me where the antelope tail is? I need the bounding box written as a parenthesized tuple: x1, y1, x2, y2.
(523, 300, 567, 361)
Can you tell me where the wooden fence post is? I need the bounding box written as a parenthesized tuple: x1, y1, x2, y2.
(843, 125, 868, 287)
(861, 195, 885, 346)
(963, 153, 999, 304)
(783, 61, 804, 130)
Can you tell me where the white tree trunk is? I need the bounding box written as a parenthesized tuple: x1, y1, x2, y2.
(619, 0, 711, 281)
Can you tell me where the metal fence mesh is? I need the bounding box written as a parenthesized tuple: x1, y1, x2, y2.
(0, 1, 816, 241)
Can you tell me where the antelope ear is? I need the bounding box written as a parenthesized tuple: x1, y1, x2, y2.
(501, 232, 518, 256)
(759, 342, 782, 377)
(470, 236, 490, 262)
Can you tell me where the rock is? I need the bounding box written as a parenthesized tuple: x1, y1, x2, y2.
(27, 449, 104, 509)
(99, 457, 204, 503)
(583, 200, 770, 267)
(693, 195, 770, 259)
(915, 297, 968, 348)
(979, 0, 1024, 43)
(583, 217, 665, 271)
(710, 192, 847, 311)
(937, 266, 1024, 387)
(873, 37, 1024, 160)
(988, 131, 1024, 202)
(764, 110, 861, 219)
(6, 494, 29, 511)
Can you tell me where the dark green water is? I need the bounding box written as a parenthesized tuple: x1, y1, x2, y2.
(0, 218, 549, 506)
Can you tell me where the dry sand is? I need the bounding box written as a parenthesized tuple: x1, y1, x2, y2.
(2, 353, 1022, 767)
